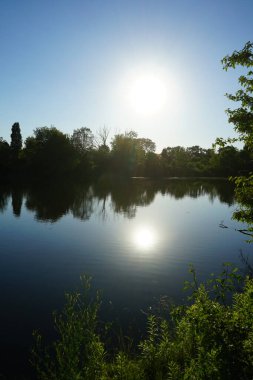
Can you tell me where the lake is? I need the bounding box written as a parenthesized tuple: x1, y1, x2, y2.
(0, 178, 251, 379)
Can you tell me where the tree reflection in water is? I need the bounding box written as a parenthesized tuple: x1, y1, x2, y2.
(0, 178, 235, 223)
(11, 189, 23, 217)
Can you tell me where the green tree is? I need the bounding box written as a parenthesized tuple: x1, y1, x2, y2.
(110, 131, 140, 176)
(137, 138, 156, 154)
(70, 127, 95, 176)
(238, 146, 253, 174)
(217, 146, 241, 176)
(110, 131, 156, 176)
(161, 146, 188, 176)
(186, 146, 213, 175)
(145, 152, 162, 177)
(71, 127, 94, 154)
(92, 144, 110, 176)
(220, 41, 253, 228)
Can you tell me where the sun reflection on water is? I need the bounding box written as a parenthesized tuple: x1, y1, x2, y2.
(133, 226, 157, 250)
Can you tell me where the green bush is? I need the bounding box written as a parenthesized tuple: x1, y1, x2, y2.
(32, 273, 253, 380)
(31, 276, 106, 380)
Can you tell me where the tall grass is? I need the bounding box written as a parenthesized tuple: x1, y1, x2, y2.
(32, 270, 253, 380)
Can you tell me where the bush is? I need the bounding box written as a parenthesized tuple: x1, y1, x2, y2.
(32, 272, 253, 380)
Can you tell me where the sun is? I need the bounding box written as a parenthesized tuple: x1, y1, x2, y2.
(127, 73, 167, 116)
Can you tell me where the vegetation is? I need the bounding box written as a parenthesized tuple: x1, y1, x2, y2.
(0, 124, 252, 183)
(10, 122, 22, 156)
(32, 270, 253, 380)
(217, 41, 253, 229)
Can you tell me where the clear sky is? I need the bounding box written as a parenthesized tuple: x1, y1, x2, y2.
(1, 0, 253, 152)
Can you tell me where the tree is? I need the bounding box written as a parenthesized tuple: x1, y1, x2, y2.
(92, 144, 110, 175)
(71, 127, 94, 154)
(110, 131, 138, 175)
(145, 151, 162, 177)
(0, 138, 10, 177)
(217, 146, 241, 176)
(10, 122, 22, 155)
(161, 146, 188, 176)
(70, 127, 95, 176)
(95, 126, 110, 149)
(110, 131, 156, 176)
(185, 146, 206, 175)
(220, 41, 253, 228)
(221, 42, 253, 148)
(24, 127, 78, 179)
(137, 138, 156, 154)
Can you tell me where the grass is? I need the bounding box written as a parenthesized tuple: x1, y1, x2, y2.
(31, 268, 253, 380)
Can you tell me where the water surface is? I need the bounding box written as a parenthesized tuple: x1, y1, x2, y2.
(0, 178, 251, 378)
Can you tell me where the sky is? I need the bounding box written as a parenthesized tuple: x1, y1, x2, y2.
(1, 0, 253, 152)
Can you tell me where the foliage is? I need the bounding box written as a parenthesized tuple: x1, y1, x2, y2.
(160, 146, 229, 177)
(184, 262, 243, 303)
(31, 275, 106, 380)
(24, 127, 78, 179)
(2, 120, 253, 181)
(233, 174, 253, 236)
(110, 131, 146, 176)
(221, 41, 253, 147)
(218, 41, 253, 228)
(32, 272, 253, 380)
(71, 127, 94, 153)
(137, 138, 156, 154)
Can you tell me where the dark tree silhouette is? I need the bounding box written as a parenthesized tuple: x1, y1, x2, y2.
(10, 122, 22, 155)
(24, 127, 78, 179)
(0, 138, 10, 177)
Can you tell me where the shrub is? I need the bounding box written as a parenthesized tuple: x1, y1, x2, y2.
(32, 273, 253, 380)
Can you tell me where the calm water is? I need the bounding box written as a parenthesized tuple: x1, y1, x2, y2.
(0, 178, 252, 379)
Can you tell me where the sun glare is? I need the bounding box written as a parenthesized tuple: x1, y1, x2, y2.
(127, 73, 167, 116)
(133, 226, 157, 250)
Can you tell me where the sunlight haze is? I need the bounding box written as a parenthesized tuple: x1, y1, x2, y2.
(126, 70, 168, 116)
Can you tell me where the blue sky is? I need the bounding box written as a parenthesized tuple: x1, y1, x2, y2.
(1, 0, 253, 152)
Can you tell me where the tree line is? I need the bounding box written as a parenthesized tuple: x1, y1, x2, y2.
(0, 122, 252, 182)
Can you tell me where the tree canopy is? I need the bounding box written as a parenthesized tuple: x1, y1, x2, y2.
(24, 127, 78, 179)
(71, 127, 94, 153)
(220, 41, 253, 228)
